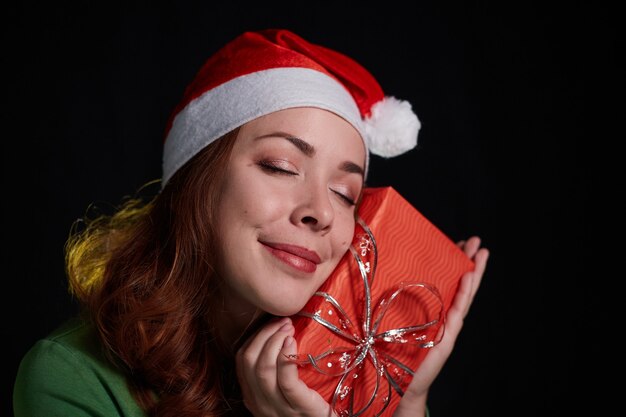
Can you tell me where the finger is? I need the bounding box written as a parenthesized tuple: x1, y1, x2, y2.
(410, 272, 474, 387)
(277, 335, 313, 407)
(466, 248, 489, 309)
(277, 335, 301, 398)
(471, 247, 489, 280)
(448, 247, 489, 337)
(456, 240, 465, 249)
(254, 320, 295, 398)
(455, 273, 477, 321)
(463, 236, 481, 258)
(277, 336, 336, 415)
(238, 317, 290, 361)
(236, 317, 291, 408)
(449, 270, 475, 329)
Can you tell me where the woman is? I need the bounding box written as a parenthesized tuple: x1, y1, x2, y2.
(14, 29, 489, 417)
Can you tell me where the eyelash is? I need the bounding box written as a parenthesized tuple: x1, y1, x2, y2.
(258, 161, 297, 176)
(335, 191, 356, 206)
(257, 161, 356, 206)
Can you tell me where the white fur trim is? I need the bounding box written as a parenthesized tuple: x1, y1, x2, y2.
(363, 96, 420, 158)
(163, 68, 365, 186)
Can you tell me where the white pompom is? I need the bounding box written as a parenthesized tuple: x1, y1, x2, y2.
(363, 96, 420, 158)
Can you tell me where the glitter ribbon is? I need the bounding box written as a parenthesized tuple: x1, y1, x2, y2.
(291, 217, 445, 416)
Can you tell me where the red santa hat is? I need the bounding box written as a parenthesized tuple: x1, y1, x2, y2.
(162, 29, 420, 186)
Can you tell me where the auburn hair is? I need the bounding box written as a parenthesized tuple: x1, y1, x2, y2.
(66, 129, 249, 416)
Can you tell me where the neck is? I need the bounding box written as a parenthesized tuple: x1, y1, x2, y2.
(215, 286, 269, 352)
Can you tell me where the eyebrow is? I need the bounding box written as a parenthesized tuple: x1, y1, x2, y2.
(255, 132, 364, 176)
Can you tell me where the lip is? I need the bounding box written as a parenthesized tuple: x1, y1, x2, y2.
(260, 241, 322, 273)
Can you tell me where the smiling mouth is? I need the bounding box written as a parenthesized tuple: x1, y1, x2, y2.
(259, 241, 321, 274)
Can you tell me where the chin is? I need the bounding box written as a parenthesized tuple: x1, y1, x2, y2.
(262, 298, 310, 317)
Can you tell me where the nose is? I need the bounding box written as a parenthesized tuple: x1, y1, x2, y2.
(290, 182, 334, 232)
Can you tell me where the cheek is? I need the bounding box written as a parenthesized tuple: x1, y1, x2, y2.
(331, 210, 357, 259)
(219, 171, 287, 226)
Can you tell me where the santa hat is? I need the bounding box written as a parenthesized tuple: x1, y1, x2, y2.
(162, 29, 420, 186)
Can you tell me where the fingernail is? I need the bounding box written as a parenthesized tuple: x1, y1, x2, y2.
(280, 322, 293, 332)
(283, 336, 294, 348)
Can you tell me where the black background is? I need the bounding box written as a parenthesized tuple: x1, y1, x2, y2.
(4, 2, 608, 416)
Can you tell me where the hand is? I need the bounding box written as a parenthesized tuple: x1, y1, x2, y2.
(236, 317, 338, 417)
(393, 236, 490, 416)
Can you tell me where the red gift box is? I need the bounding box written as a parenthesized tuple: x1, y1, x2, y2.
(290, 186, 475, 416)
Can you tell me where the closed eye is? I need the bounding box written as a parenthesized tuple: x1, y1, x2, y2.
(257, 161, 298, 176)
(331, 189, 355, 206)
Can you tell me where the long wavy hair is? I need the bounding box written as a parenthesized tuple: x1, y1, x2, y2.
(65, 129, 250, 416)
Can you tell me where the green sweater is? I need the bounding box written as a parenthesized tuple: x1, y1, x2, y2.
(14, 318, 431, 417)
(13, 317, 145, 417)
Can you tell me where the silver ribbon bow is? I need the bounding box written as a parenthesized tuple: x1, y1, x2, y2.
(292, 217, 445, 416)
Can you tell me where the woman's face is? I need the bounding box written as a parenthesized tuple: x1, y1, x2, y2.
(215, 107, 365, 317)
